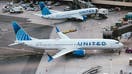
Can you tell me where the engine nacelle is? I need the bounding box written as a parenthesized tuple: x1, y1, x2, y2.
(82, 16, 87, 21)
(73, 49, 85, 56)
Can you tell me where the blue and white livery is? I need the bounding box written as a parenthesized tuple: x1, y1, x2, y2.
(34, 2, 98, 21)
(9, 21, 124, 62)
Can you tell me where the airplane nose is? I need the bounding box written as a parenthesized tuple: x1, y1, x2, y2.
(119, 42, 124, 48)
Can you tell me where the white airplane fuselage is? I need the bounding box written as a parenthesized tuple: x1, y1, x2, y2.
(23, 39, 123, 50)
(42, 8, 98, 19)
(10, 21, 124, 61)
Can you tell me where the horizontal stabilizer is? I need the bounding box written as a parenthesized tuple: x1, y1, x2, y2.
(33, 13, 42, 17)
(8, 42, 22, 46)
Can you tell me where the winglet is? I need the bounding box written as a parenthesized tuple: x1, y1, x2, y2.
(47, 53, 53, 62)
(56, 26, 60, 33)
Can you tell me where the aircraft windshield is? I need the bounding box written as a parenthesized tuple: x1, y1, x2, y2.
(115, 41, 119, 44)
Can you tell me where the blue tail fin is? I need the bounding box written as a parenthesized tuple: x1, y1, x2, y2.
(12, 21, 32, 41)
(39, 2, 51, 15)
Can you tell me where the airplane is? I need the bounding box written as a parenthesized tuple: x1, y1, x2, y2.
(9, 21, 124, 62)
(34, 2, 98, 21)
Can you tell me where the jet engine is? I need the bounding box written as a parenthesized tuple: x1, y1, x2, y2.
(82, 15, 87, 21)
(73, 48, 85, 56)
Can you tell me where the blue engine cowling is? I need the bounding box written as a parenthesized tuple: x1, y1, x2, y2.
(82, 16, 87, 21)
(73, 49, 85, 56)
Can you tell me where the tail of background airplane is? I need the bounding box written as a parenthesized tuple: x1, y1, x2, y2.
(12, 21, 32, 41)
(39, 2, 51, 15)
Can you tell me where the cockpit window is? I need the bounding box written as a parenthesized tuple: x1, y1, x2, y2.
(115, 41, 119, 44)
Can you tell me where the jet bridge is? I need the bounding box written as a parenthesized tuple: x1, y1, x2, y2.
(103, 12, 132, 40)
(91, 0, 132, 7)
(103, 24, 132, 40)
(69, 0, 95, 9)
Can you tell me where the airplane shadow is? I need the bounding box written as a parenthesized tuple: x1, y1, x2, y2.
(63, 50, 119, 61)
(51, 19, 83, 26)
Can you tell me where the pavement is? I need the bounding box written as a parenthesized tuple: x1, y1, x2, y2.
(0, 14, 53, 74)
(0, 2, 132, 74)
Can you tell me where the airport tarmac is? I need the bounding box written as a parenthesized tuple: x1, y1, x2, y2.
(0, 15, 53, 74)
(0, 2, 132, 74)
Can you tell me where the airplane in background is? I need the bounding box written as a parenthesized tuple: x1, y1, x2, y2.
(9, 21, 124, 62)
(34, 2, 98, 21)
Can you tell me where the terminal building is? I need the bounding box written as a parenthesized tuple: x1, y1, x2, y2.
(64, 0, 132, 7)
(91, 0, 132, 7)
(2, 0, 132, 7)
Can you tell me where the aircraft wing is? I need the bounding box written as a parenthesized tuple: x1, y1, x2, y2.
(48, 48, 77, 62)
(56, 27, 70, 39)
(50, 10, 62, 13)
(33, 13, 42, 17)
(47, 27, 76, 62)
(70, 14, 84, 20)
